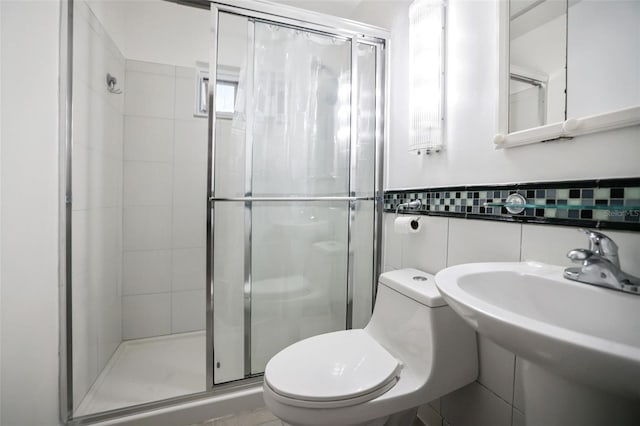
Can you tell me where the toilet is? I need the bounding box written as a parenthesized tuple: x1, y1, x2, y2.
(263, 268, 478, 426)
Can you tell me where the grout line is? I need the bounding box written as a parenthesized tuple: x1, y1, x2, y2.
(122, 246, 205, 253)
(518, 224, 524, 262)
(475, 380, 515, 408)
(123, 289, 203, 298)
(511, 356, 518, 425)
(444, 217, 450, 268)
(169, 71, 178, 334)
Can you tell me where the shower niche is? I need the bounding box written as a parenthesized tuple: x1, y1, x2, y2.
(65, 0, 386, 421)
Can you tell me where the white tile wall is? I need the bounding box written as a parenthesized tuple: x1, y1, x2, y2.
(123, 206, 172, 250)
(175, 69, 196, 120)
(123, 250, 172, 295)
(382, 214, 402, 272)
(477, 336, 515, 404)
(446, 219, 522, 266)
(513, 357, 526, 412)
(172, 248, 206, 292)
(441, 382, 512, 426)
(174, 119, 208, 164)
(418, 402, 444, 426)
(512, 409, 525, 426)
(402, 216, 449, 274)
(70, 0, 125, 411)
(521, 224, 584, 267)
(124, 116, 174, 162)
(123, 293, 172, 339)
(123, 161, 173, 206)
(382, 212, 640, 426)
(606, 230, 640, 277)
(171, 290, 206, 333)
(122, 60, 207, 339)
(124, 69, 176, 118)
(172, 204, 207, 249)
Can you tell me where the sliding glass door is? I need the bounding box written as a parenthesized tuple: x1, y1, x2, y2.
(211, 12, 383, 384)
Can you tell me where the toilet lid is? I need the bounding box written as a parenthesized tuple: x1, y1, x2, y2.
(265, 330, 401, 403)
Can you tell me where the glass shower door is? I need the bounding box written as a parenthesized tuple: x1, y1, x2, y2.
(212, 12, 381, 383)
(249, 22, 352, 374)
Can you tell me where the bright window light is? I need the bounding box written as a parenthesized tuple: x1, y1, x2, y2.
(215, 81, 237, 114)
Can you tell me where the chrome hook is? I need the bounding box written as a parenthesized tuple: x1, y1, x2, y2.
(106, 73, 122, 94)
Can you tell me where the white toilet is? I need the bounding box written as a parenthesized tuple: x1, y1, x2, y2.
(263, 268, 478, 426)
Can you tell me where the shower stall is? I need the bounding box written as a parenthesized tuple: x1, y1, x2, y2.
(61, 0, 387, 423)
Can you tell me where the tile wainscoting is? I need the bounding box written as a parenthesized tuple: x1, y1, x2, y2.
(384, 178, 640, 231)
(382, 214, 640, 426)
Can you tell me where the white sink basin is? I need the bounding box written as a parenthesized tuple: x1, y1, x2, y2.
(435, 262, 640, 401)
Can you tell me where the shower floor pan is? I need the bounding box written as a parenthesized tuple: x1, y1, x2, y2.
(75, 330, 206, 416)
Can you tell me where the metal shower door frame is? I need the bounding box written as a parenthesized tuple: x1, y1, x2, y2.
(206, 2, 388, 389)
(59, 0, 388, 423)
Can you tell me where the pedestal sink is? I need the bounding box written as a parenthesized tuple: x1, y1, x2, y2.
(435, 262, 640, 425)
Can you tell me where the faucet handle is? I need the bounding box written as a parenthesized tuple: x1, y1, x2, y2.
(578, 229, 620, 267)
(567, 248, 594, 264)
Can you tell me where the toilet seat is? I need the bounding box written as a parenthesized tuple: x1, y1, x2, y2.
(264, 329, 401, 408)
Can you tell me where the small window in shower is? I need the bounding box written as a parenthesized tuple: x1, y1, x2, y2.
(195, 68, 238, 119)
(215, 81, 237, 116)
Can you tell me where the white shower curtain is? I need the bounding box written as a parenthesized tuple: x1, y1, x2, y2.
(233, 23, 351, 197)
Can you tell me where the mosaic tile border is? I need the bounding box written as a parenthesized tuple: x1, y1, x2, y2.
(384, 178, 640, 231)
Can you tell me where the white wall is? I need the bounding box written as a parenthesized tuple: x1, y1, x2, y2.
(86, 0, 211, 69)
(382, 214, 640, 426)
(351, 1, 640, 425)
(351, 0, 640, 191)
(0, 1, 61, 425)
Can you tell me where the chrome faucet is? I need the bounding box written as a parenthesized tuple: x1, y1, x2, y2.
(564, 229, 640, 295)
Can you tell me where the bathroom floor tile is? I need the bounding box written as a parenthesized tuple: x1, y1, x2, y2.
(196, 407, 426, 426)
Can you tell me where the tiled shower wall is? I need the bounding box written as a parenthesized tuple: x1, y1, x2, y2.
(122, 59, 207, 339)
(382, 214, 640, 426)
(71, 0, 124, 409)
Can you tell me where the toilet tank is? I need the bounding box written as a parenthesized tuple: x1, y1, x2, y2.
(364, 268, 478, 399)
(364, 268, 446, 352)
(377, 269, 447, 308)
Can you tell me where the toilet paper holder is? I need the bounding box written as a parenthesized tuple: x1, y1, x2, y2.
(395, 199, 422, 217)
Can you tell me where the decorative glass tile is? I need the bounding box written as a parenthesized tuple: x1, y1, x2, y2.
(611, 188, 624, 198)
(594, 210, 609, 221)
(383, 178, 640, 231)
(627, 188, 640, 198)
(594, 188, 610, 199)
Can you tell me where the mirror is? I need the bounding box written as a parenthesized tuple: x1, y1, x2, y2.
(497, 0, 640, 147)
(509, 0, 567, 133)
(566, 0, 640, 118)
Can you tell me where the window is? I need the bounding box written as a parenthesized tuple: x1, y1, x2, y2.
(215, 81, 237, 115)
(194, 69, 238, 118)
